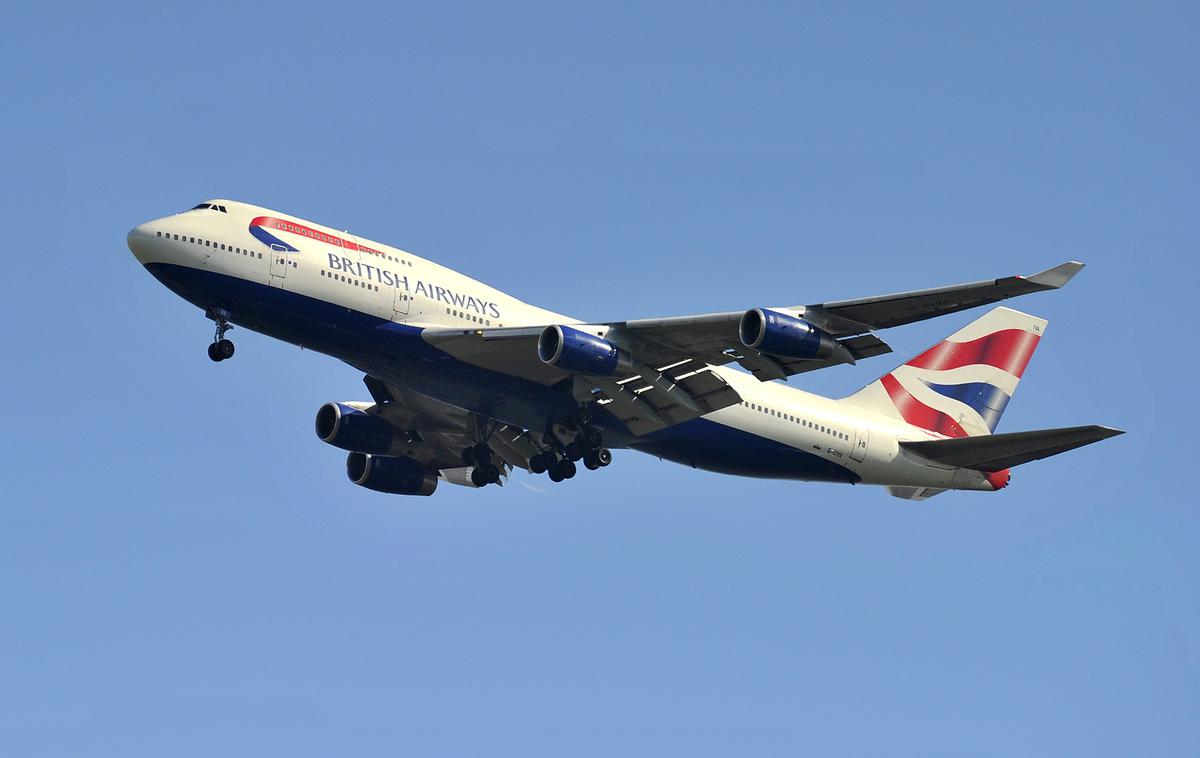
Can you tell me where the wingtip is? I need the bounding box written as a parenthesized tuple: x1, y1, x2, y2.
(1028, 261, 1086, 289)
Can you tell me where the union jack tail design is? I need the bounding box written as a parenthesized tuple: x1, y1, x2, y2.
(840, 307, 1046, 437)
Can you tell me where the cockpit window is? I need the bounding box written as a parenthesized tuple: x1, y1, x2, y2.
(189, 203, 228, 213)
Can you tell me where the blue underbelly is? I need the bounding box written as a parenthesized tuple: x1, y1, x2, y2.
(632, 418, 859, 482)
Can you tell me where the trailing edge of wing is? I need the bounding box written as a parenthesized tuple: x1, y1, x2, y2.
(900, 425, 1123, 471)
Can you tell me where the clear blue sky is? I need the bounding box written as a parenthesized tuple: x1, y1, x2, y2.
(2, 2, 1196, 755)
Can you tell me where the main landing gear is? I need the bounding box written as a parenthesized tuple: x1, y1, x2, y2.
(461, 442, 502, 487)
(206, 308, 235, 363)
(529, 407, 612, 483)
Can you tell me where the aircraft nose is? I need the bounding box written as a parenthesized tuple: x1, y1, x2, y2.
(126, 222, 157, 264)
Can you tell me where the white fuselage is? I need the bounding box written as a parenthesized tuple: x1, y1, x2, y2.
(127, 199, 1001, 495)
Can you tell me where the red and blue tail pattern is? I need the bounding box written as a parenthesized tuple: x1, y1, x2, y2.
(842, 307, 1046, 438)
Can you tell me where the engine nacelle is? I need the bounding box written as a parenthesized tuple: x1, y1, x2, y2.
(738, 309, 851, 363)
(538, 325, 631, 376)
(315, 402, 400, 454)
(346, 453, 438, 496)
(439, 466, 481, 488)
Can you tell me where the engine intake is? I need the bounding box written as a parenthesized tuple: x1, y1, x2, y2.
(738, 309, 852, 364)
(538, 325, 630, 376)
(315, 402, 400, 454)
(346, 453, 438, 496)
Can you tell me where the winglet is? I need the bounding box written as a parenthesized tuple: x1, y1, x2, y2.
(1027, 261, 1085, 289)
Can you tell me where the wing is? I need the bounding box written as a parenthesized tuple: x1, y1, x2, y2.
(599, 261, 1083, 379)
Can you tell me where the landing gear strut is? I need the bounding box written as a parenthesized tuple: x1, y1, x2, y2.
(206, 308, 235, 362)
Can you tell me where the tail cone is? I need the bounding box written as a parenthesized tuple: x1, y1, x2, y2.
(985, 469, 1012, 491)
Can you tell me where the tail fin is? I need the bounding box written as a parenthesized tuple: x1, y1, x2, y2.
(841, 306, 1046, 437)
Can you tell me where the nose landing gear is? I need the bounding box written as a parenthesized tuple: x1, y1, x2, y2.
(206, 308, 235, 362)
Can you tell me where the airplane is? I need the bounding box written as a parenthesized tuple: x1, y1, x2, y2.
(127, 199, 1122, 500)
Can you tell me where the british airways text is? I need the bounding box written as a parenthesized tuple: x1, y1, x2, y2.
(327, 253, 501, 318)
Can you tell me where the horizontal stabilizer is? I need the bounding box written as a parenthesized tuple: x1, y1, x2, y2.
(900, 425, 1123, 471)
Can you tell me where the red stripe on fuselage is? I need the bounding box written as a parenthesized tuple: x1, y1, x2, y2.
(881, 374, 969, 438)
(249, 216, 387, 256)
(905, 329, 1040, 377)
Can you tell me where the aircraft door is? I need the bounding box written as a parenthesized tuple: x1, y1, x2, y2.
(392, 277, 410, 320)
(268, 243, 289, 285)
(850, 426, 870, 463)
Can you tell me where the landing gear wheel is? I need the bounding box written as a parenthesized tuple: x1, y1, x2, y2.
(471, 467, 489, 487)
(548, 465, 565, 483)
(484, 464, 501, 484)
(583, 452, 601, 470)
(529, 454, 548, 475)
(560, 459, 577, 479)
(207, 309, 235, 361)
(596, 448, 613, 467)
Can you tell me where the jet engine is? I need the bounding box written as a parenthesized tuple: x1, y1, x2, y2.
(738, 308, 852, 364)
(346, 453, 438, 496)
(315, 402, 401, 455)
(538, 325, 632, 376)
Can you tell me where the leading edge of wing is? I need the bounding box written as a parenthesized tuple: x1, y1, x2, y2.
(804, 261, 1085, 336)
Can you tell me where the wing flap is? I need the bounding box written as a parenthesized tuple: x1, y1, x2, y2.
(900, 425, 1123, 471)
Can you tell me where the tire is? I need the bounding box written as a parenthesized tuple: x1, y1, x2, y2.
(485, 464, 501, 484)
(470, 467, 489, 487)
(216, 339, 235, 360)
(529, 454, 547, 474)
(597, 448, 613, 467)
(583, 452, 600, 470)
(548, 466, 564, 483)
(560, 459, 577, 479)
(207, 343, 222, 362)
